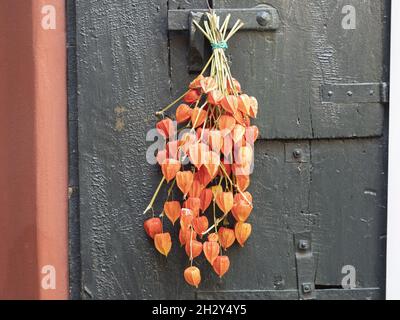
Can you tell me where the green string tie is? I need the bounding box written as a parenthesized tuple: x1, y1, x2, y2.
(211, 41, 228, 50)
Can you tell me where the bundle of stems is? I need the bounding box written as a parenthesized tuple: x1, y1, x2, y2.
(193, 12, 244, 96)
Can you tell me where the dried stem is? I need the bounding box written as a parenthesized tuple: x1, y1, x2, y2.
(143, 176, 166, 215)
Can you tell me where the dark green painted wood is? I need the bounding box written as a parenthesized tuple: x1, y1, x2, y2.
(75, 0, 388, 299)
(215, 0, 389, 139)
(309, 138, 387, 288)
(67, 0, 81, 300)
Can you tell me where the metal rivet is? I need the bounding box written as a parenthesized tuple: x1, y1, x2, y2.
(298, 240, 309, 250)
(302, 283, 312, 293)
(256, 11, 271, 26)
(347, 91, 353, 96)
(293, 149, 302, 159)
(327, 91, 334, 97)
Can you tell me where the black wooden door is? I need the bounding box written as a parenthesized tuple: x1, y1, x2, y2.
(73, 0, 389, 299)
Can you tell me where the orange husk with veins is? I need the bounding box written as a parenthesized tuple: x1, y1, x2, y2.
(164, 201, 181, 225)
(235, 222, 252, 247)
(203, 241, 220, 265)
(213, 255, 230, 278)
(216, 192, 234, 215)
(154, 233, 172, 257)
(185, 240, 203, 259)
(144, 11, 260, 289)
(192, 216, 209, 236)
(184, 266, 201, 288)
(176, 171, 194, 195)
(144, 218, 162, 239)
(218, 227, 236, 250)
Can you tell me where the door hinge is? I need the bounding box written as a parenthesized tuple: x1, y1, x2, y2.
(321, 82, 389, 104)
(294, 232, 316, 300)
(168, 5, 281, 72)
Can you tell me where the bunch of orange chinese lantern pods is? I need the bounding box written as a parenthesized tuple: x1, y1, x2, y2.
(143, 12, 259, 288)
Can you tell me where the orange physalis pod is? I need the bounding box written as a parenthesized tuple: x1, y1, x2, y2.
(143, 217, 162, 239)
(208, 232, 219, 242)
(163, 201, 181, 225)
(184, 266, 201, 288)
(189, 75, 205, 89)
(232, 192, 253, 222)
(191, 107, 207, 128)
(188, 142, 209, 169)
(249, 96, 258, 118)
(245, 125, 259, 144)
(221, 95, 239, 116)
(166, 140, 179, 160)
(218, 162, 232, 177)
(237, 191, 253, 203)
(243, 115, 251, 127)
(221, 134, 233, 158)
(185, 239, 203, 259)
(232, 162, 252, 176)
(238, 94, 251, 116)
(237, 145, 253, 167)
(189, 178, 203, 198)
(200, 77, 217, 94)
(219, 115, 236, 135)
(218, 227, 236, 250)
(184, 89, 201, 104)
(215, 191, 234, 215)
(208, 130, 223, 153)
(184, 197, 201, 217)
(235, 175, 250, 192)
(232, 124, 246, 144)
(176, 171, 194, 195)
(196, 165, 213, 187)
(161, 158, 181, 183)
(156, 149, 168, 166)
(176, 104, 193, 124)
(179, 132, 197, 154)
(192, 216, 209, 236)
(227, 78, 242, 94)
(211, 185, 223, 198)
(156, 118, 175, 139)
(199, 188, 213, 212)
(204, 151, 220, 178)
(196, 127, 210, 143)
(203, 241, 220, 265)
(179, 228, 197, 246)
(208, 89, 224, 105)
(235, 222, 252, 247)
(232, 110, 245, 125)
(154, 233, 172, 257)
(213, 255, 230, 278)
(180, 208, 194, 230)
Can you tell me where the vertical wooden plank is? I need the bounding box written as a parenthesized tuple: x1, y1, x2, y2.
(309, 0, 389, 138)
(309, 139, 387, 289)
(67, 0, 81, 300)
(387, 0, 400, 300)
(77, 0, 198, 299)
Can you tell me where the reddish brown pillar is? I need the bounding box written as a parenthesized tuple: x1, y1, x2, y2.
(0, 0, 68, 299)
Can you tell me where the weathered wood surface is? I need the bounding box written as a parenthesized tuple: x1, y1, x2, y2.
(75, 0, 389, 299)
(215, 0, 388, 139)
